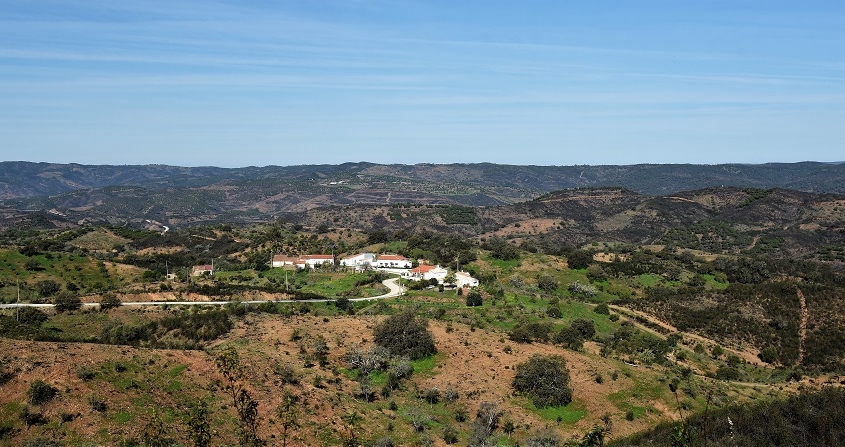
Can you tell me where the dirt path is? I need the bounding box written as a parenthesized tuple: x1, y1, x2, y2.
(796, 286, 808, 366)
(748, 236, 760, 250)
(609, 304, 764, 366)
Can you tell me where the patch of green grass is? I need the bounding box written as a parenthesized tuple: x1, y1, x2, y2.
(44, 311, 112, 340)
(165, 380, 182, 393)
(411, 354, 441, 375)
(168, 364, 187, 377)
(608, 369, 672, 415)
(487, 257, 520, 270)
(370, 370, 387, 386)
(114, 411, 134, 423)
(382, 241, 408, 254)
(702, 274, 729, 290)
(638, 274, 663, 287)
(340, 367, 359, 381)
(531, 400, 586, 423)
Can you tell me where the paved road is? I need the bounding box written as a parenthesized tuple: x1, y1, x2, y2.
(0, 278, 405, 309)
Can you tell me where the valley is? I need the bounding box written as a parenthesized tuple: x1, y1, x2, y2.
(1, 162, 845, 446)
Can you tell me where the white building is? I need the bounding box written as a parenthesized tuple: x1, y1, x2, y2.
(341, 253, 376, 268)
(272, 255, 298, 268)
(402, 264, 448, 283)
(296, 254, 335, 269)
(455, 271, 479, 288)
(375, 254, 412, 269)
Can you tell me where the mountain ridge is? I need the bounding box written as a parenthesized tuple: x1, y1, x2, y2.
(4, 161, 845, 202)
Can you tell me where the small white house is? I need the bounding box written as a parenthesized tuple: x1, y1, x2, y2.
(341, 253, 376, 268)
(272, 255, 298, 268)
(455, 271, 479, 288)
(375, 254, 412, 269)
(191, 265, 214, 276)
(296, 254, 335, 269)
(403, 264, 448, 283)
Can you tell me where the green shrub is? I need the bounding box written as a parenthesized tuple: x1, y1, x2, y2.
(76, 366, 96, 382)
(554, 326, 584, 351)
(100, 293, 122, 310)
(509, 321, 554, 343)
(88, 394, 107, 412)
(442, 425, 459, 444)
(53, 292, 82, 312)
(594, 303, 610, 315)
(16, 307, 48, 326)
(373, 310, 436, 360)
(512, 355, 573, 408)
(465, 290, 483, 307)
(537, 275, 559, 292)
(571, 318, 596, 339)
(27, 380, 57, 405)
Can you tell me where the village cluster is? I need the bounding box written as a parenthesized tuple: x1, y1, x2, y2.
(273, 252, 480, 288)
(189, 252, 479, 289)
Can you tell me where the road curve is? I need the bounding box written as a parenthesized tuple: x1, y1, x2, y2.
(0, 278, 406, 309)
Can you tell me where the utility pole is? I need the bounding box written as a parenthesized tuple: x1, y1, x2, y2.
(16, 278, 20, 322)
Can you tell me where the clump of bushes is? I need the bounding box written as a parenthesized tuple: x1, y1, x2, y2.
(373, 310, 436, 360)
(27, 380, 57, 405)
(512, 355, 573, 408)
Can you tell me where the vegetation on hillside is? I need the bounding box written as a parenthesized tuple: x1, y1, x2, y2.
(1, 193, 845, 446)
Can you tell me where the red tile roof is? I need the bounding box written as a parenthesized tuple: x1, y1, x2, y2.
(409, 264, 437, 274)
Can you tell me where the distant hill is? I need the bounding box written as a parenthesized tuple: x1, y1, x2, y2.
(2, 161, 845, 234)
(293, 187, 845, 259)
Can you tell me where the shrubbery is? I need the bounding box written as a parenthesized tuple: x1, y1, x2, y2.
(27, 380, 57, 405)
(512, 355, 573, 408)
(373, 310, 436, 360)
(53, 292, 82, 312)
(465, 290, 482, 307)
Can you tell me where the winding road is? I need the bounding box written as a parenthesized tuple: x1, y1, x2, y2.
(0, 278, 405, 309)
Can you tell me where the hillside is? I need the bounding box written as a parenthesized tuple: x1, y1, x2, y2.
(2, 216, 845, 445)
(3, 162, 845, 231)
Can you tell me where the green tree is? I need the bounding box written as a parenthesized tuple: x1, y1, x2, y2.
(466, 290, 483, 307)
(100, 293, 122, 310)
(53, 291, 82, 312)
(567, 250, 593, 270)
(554, 326, 584, 351)
(593, 303, 610, 315)
(483, 237, 520, 261)
(142, 410, 175, 447)
(512, 355, 573, 408)
(571, 318, 596, 340)
(275, 391, 300, 447)
(27, 380, 57, 405)
(215, 347, 263, 446)
(36, 280, 60, 297)
(373, 310, 436, 360)
(187, 400, 212, 447)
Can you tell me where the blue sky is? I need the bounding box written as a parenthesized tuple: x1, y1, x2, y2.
(1, 1, 843, 167)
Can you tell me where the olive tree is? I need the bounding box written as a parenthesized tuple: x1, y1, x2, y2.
(373, 309, 436, 360)
(512, 355, 573, 408)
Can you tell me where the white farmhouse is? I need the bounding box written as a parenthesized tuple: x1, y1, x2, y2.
(455, 271, 479, 288)
(403, 264, 448, 283)
(341, 253, 376, 268)
(375, 254, 412, 269)
(296, 254, 335, 269)
(272, 255, 298, 268)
